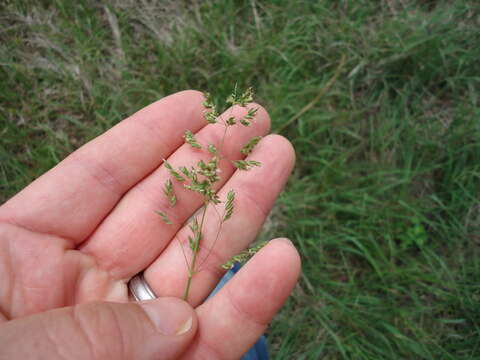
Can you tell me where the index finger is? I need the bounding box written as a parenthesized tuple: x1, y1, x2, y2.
(0, 90, 206, 245)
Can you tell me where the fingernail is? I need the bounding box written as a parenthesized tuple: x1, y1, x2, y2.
(140, 298, 193, 336)
(176, 317, 193, 335)
(278, 237, 294, 247)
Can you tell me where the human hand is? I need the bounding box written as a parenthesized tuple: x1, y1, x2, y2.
(0, 90, 300, 359)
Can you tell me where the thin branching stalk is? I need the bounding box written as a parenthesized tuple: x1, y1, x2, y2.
(156, 88, 265, 301)
(183, 201, 208, 301)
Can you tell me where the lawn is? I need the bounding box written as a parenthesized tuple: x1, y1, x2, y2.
(1, 0, 480, 358)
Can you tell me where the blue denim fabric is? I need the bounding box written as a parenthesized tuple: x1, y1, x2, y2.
(208, 263, 269, 360)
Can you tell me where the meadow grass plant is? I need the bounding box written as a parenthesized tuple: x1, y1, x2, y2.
(156, 88, 265, 301)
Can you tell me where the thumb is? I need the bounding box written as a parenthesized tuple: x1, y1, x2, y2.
(0, 297, 197, 360)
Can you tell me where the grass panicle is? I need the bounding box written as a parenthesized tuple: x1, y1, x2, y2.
(159, 89, 263, 301)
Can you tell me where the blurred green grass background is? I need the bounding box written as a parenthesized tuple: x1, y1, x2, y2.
(1, 0, 480, 358)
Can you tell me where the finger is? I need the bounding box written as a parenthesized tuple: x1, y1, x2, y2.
(0, 297, 197, 360)
(145, 135, 295, 305)
(181, 238, 300, 360)
(81, 104, 271, 280)
(0, 90, 206, 245)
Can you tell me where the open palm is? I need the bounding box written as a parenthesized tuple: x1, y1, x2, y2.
(0, 90, 300, 359)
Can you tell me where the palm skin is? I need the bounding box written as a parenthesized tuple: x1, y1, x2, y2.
(0, 90, 300, 359)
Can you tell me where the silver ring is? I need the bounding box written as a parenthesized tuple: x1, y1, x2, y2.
(128, 273, 157, 301)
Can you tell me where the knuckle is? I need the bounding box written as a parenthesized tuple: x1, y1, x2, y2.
(71, 303, 130, 360)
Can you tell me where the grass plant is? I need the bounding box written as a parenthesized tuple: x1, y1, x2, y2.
(157, 88, 263, 301)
